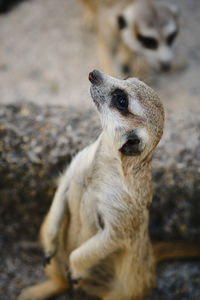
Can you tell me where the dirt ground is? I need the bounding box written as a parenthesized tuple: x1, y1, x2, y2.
(0, 0, 199, 111)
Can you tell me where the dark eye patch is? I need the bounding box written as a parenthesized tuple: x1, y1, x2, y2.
(111, 89, 129, 116)
(137, 34, 158, 50)
(167, 31, 177, 46)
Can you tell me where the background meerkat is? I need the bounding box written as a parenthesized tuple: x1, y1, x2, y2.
(80, 0, 179, 79)
(18, 71, 199, 300)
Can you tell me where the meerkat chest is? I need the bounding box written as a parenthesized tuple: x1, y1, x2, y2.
(80, 164, 143, 236)
(77, 163, 122, 227)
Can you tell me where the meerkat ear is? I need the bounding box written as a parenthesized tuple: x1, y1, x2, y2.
(119, 131, 144, 156)
(117, 15, 127, 30)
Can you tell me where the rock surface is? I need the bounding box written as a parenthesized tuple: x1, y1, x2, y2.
(0, 103, 200, 300)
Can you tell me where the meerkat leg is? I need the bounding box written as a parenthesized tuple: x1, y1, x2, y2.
(18, 259, 68, 300)
(103, 293, 123, 300)
(40, 175, 70, 258)
(103, 293, 143, 300)
(18, 280, 67, 300)
(116, 43, 148, 79)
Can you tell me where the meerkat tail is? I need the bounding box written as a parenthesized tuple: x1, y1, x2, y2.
(153, 241, 200, 263)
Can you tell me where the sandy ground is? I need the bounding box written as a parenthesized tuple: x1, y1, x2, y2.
(0, 0, 199, 112)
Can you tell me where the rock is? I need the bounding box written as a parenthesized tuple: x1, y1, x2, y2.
(0, 102, 100, 241)
(149, 261, 200, 300)
(150, 110, 200, 242)
(0, 102, 200, 300)
(1, 102, 199, 241)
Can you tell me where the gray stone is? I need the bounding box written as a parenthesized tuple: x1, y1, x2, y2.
(0, 103, 200, 300)
(150, 111, 200, 242)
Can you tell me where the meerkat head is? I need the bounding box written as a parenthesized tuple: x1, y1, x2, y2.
(117, 0, 179, 72)
(89, 70, 164, 159)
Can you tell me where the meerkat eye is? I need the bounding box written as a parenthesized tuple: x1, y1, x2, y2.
(118, 97, 128, 108)
(167, 31, 177, 46)
(114, 95, 128, 110)
(111, 89, 129, 113)
(137, 34, 158, 50)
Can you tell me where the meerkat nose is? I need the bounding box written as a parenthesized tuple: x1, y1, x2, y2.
(89, 70, 102, 84)
(160, 62, 171, 72)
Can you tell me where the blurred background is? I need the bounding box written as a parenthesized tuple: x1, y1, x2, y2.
(0, 0, 199, 111)
(0, 0, 200, 300)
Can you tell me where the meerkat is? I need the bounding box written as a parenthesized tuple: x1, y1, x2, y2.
(18, 71, 199, 300)
(18, 70, 164, 300)
(80, 0, 179, 79)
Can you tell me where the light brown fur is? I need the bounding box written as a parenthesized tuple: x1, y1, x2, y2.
(18, 71, 199, 300)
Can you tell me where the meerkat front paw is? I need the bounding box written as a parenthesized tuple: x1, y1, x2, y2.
(40, 226, 58, 260)
(67, 270, 81, 288)
(69, 250, 88, 281)
(43, 254, 53, 266)
(42, 236, 57, 261)
(69, 263, 86, 282)
(39, 215, 59, 260)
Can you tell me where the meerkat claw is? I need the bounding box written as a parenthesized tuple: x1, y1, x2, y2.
(67, 271, 81, 286)
(43, 255, 53, 266)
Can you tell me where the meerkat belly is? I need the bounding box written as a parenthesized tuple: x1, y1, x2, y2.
(113, 235, 156, 298)
(80, 251, 119, 297)
(58, 140, 101, 252)
(79, 235, 155, 298)
(80, 213, 155, 298)
(62, 178, 99, 256)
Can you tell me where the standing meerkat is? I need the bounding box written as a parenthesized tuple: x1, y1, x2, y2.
(80, 0, 179, 79)
(18, 70, 164, 300)
(18, 71, 199, 300)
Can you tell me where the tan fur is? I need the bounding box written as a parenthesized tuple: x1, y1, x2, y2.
(19, 70, 200, 300)
(80, 0, 179, 79)
(18, 72, 200, 300)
